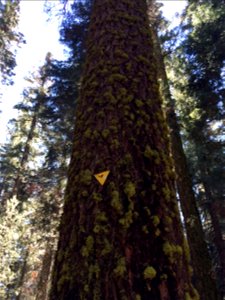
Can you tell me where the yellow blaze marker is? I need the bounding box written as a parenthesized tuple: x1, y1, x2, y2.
(94, 170, 110, 186)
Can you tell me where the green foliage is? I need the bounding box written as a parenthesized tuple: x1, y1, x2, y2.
(0, 1, 94, 299)
(0, 196, 54, 299)
(0, 0, 24, 84)
(0, 57, 69, 298)
(0, 197, 29, 298)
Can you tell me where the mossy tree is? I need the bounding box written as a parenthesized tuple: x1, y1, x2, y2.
(50, 0, 198, 299)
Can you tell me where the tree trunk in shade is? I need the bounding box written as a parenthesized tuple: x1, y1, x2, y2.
(150, 25, 220, 300)
(0, 110, 38, 211)
(10, 99, 41, 201)
(16, 249, 29, 300)
(35, 243, 54, 300)
(201, 174, 225, 298)
(208, 201, 225, 298)
(50, 1, 198, 299)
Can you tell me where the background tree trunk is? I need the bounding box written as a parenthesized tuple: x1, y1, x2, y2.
(150, 26, 219, 300)
(35, 243, 54, 300)
(16, 248, 29, 300)
(202, 176, 225, 298)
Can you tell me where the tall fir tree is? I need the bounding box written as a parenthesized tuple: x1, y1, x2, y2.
(148, 3, 219, 298)
(167, 0, 225, 297)
(0, 57, 65, 299)
(1, 1, 93, 296)
(50, 0, 198, 299)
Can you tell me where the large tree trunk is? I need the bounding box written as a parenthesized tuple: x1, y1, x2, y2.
(50, 0, 198, 299)
(150, 26, 219, 300)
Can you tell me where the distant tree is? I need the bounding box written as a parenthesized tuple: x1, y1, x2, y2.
(148, 3, 219, 298)
(50, 0, 198, 299)
(41, 0, 93, 145)
(0, 57, 64, 299)
(0, 0, 93, 295)
(0, 60, 50, 208)
(0, 196, 35, 299)
(0, 0, 24, 84)
(167, 0, 225, 297)
(0, 0, 92, 297)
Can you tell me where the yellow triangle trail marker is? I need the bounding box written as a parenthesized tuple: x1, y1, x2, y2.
(94, 170, 110, 186)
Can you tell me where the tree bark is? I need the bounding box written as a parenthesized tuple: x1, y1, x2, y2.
(35, 243, 54, 300)
(201, 175, 225, 299)
(50, 1, 198, 299)
(150, 26, 220, 300)
(16, 248, 29, 300)
(208, 201, 225, 297)
(189, 133, 225, 298)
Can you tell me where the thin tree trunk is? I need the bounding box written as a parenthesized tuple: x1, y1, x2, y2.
(208, 201, 225, 297)
(16, 248, 29, 300)
(150, 26, 220, 300)
(50, 0, 198, 299)
(35, 243, 54, 300)
(10, 104, 40, 200)
(202, 177, 225, 298)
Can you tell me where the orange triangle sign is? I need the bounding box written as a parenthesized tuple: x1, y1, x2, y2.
(94, 170, 110, 186)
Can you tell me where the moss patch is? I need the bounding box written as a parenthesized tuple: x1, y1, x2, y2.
(114, 257, 126, 277)
(143, 266, 157, 280)
(124, 181, 136, 198)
